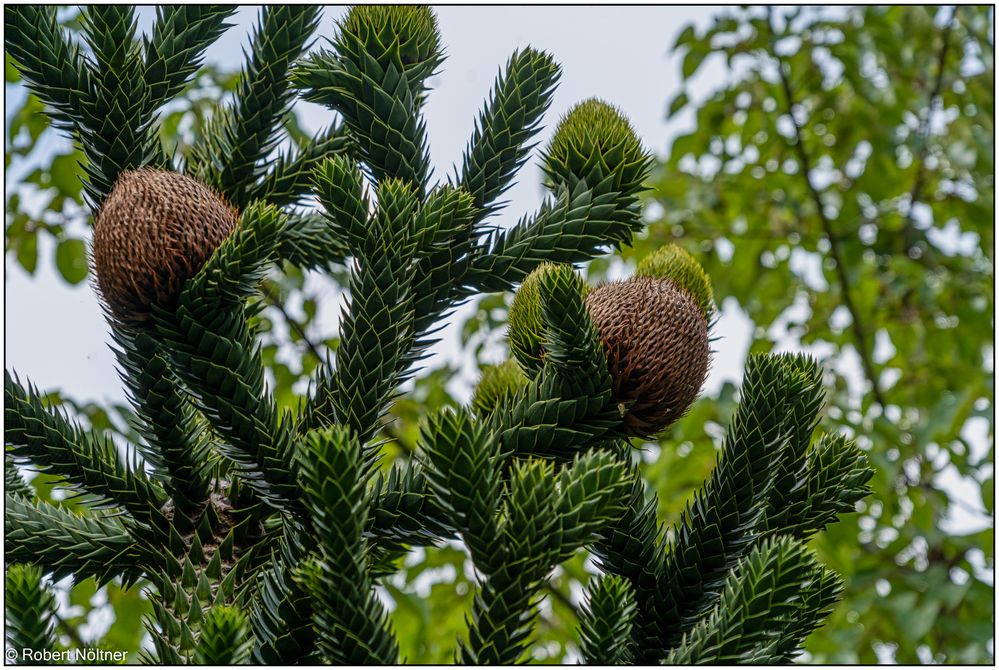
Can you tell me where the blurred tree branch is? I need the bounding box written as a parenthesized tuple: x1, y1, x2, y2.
(767, 7, 887, 408)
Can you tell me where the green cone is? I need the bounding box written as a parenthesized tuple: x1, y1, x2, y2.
(636, 244, 715, 320)
(543, 98, 649, 195)
(471, 360, 529, 418)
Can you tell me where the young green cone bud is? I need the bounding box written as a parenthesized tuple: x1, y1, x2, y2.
(92, 167, 238, 326)
(508, 262, 589, 375)
(340, 5, 442, 86)
(585, 276, 710, 437)
(636, 244, 715, 321)
(543, 98, 650, 195)
(471, 360, 528, 418)
(507, 263, 549, 373)
(194, 605, 253, 665)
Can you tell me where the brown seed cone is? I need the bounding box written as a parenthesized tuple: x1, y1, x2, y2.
(92, 167, 238, 325)
(585, 276, 710, 438)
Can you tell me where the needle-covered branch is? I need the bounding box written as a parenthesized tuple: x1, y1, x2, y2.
(4, 6, 93, 134)
(143, 6, 237, 111)
(663, 537, 841, 664)
(295, 6, 440, 192)
(111, 327, 212, 528)
(78, 6, 156, 206)
(153, 202, 299, 509)
(5, 494, 144, 586)
(458, 47, 561, 221)
(578, 574, 638, 664)
(5, 372, 167, 532)
(5, 565, 59, 658)
(4, 5, 872, 664)
(296, 427, 399, 664)
(191, 6, 322, 208)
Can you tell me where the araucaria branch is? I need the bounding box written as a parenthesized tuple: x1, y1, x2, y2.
(4, 5, 872, 664)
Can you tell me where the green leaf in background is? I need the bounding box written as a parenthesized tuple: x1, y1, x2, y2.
(101, 581, 152, 661)
(5, 51, 22, 82)
(7, 94, 48, 153)
(14, 224, 39, 275)
(50, 152, 84, 200)
(673, 24, 696, 50)
(681, 42, 709, 80)
(667, 91, 688, 119)
(55, 238, 88, 284)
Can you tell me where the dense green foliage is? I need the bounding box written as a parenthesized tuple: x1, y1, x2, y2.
(3, 4, 983, 665)
(630, 5, 993, 663)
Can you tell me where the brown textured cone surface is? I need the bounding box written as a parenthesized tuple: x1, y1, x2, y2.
(92, 168, 238, 325)
(585, 277, 710, 437)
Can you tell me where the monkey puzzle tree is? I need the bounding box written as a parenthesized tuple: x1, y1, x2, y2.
(4, 5, 872, 664)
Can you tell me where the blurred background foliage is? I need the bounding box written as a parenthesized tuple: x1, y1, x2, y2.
(4, 5, 993, 663)
(632, 6, 994, 663)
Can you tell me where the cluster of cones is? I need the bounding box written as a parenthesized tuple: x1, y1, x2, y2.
(91, 93, 711, 441)
(502, 245, 714, 439)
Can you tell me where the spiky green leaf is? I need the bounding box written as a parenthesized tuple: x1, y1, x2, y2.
(663, 537, 842, 664)
(458, 47, 560, 220)
(5, 565, 58, 657)
(578, 574, 637, 664)
(5, 494, 143, 586)
(194, 605, 253, 665)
